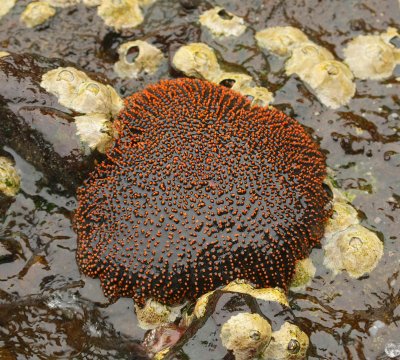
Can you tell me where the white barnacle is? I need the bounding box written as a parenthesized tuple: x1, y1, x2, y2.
(0, 0, 16, 19)
(0, 157, 20, 197)
(290, 258, 316, 290)
(20, 2, 56, 28)
(172, 43, 221, 80)
(261, 322, 309, 360)
(82, 0, 102, 6)
(199, 7, 246, 38)
(114, 40, 164, 79)
(255, 26, 309, 57)
(323, 224, 383, 278)
(135, 299, 183, 330)
(75, 113, 116, 153)
(0, 51, 10, 59)
(324, 200, 359, 238)
(41, 67, 123, 117)
(43, 0, 80, 7)
(285, 42, 334, 81)
(240, 86, 274, 107)
(344, 27, 400, 80)
(221, 312, 272, 360)
(306, 60, 356, 109)
(97, 0, 144, 31)
(41, 67, 89, 103)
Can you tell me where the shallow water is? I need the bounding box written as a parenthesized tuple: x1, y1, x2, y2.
(0, 0, 399, 359)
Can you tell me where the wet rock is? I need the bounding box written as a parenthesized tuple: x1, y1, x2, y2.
(0, 292, 150, 359)
(179, 0, 201, 10)
(0, 53, 103, 192)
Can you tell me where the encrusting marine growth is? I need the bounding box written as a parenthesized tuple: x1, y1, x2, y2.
(75, 78, 331, 306)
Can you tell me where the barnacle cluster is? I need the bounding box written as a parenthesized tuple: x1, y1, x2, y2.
(182, 281, 308, 360)
(173, 43, 274, 106)
(41, 67, 123, 152)
(256, 26, 355, 109)
(322, 180, 384, 278)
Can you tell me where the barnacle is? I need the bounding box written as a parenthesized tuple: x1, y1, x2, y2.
(20, 2, 56, 28)
(114, 40, 164, 79)
(261, 322, 309, 360)
(306, 60, 356, 109)
(255, 26, 309, 57)
(199, 7, 246, 38)
(172, 43, 220, 80)
(221, 313, 272, 360)
(0, 157, 20, 197)
(344, 28, 400, 80)
(323, 224, 384, 278)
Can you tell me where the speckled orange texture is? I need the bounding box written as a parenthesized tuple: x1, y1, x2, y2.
(75, 78, 331, 306)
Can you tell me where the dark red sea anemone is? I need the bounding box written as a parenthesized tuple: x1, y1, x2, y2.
(75, 78, 331, 306)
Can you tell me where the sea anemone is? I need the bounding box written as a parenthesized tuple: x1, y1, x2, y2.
(75, 78, 331, 306)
